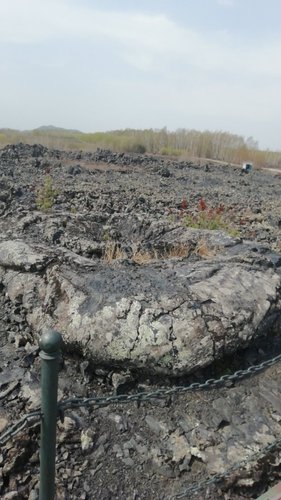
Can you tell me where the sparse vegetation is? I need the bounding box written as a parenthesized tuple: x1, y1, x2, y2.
(132, 249, 157, 264)
(160, 147, 183, 157)
(102, 197, 242, 265)
(1, 126, 281, 168)
(183, 211, 226, 231)
(103, 242, 192, 264)
(194, 240, 217, 259)
(36, 175, 58, 211)
(132, 244, 191, 264)
(125, 143, 146, 154)
(103, 241, 126, 263)
(168, 197, 241, 236)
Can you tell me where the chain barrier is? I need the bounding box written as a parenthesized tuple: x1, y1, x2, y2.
(1, 349, 281, 499)
(171, 434, 281, 498)
(58, 352, 281, 412)
(0, 409, 42, 446)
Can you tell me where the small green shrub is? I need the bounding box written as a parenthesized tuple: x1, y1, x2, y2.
(102, 230, 111, 242)
(36, 175, 58, 211)
(183, 211, 226, 230)
(173, 198, 240, 236)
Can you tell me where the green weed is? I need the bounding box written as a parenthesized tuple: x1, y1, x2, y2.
(179, 198, 240, 236)
(36, 175, 58, 211)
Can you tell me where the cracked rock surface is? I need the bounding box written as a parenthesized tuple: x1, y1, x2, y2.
(0, 143, 281, 498)
(2, 242, 280, 376)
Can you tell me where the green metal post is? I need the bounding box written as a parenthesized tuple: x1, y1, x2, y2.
(39, 328, 62, 500)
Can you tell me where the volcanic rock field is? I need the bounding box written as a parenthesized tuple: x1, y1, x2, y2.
(1, 143, 281, 499)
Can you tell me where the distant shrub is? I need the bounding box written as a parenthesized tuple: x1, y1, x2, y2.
(135, 144, 146, 154)
(160, 147, 182, 157)
(125, 143, 146, 154)
(36, 175, 58, 211)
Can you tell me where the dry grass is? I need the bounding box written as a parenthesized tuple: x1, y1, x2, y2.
(103, 240, 217, 264)
(132, 250, 158, 264)
(103, 241, 191, 264)
(164, 244, 190, 259)
(103, 241, 126, 263)
(132, 244, 190, 263)
(194, 240, 216, 259)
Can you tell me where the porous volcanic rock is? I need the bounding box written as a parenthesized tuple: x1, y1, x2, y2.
(1, 237, 281, 376)
(1, 143, 281, 499)
(0, 143, 280, 375)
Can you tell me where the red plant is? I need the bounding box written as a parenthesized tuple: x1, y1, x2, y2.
(181, 198, 188, 210)
(239, 218, 247, 225)
(216, 204, 225, 214)
(199, 198, 207, 211)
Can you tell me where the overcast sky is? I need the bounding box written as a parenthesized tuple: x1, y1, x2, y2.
(1, 0, 281, 150)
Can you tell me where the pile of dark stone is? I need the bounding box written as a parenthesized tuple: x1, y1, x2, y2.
(0, 143, 281, 499)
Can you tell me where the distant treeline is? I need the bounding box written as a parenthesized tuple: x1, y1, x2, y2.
(0, 127, 280, 168)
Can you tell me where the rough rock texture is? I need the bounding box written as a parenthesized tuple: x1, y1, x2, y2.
(1, 238, 281, 376)
(0, 143, 281, 498)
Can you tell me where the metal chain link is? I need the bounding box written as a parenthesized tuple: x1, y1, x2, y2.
(0, 410, 42, 446)
(59, 352, 281, 412)
(171, 434, 281, 498)
(1, 352, 281, 453)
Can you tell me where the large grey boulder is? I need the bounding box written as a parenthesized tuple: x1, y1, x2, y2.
(1, 238, 280, 376)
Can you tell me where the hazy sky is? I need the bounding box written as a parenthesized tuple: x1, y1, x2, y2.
(1, 0, 281, 150)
